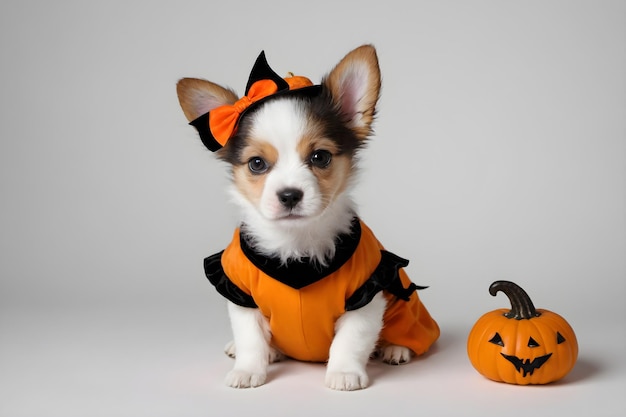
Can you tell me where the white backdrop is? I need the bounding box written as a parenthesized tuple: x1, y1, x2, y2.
(1, 1, 624, 416)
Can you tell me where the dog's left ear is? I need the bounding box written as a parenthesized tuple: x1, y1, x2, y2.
(324, 45, 381, 140)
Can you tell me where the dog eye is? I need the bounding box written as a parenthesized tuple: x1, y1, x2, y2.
(248, 157, 269, 174)
(309, 150, 332, 168)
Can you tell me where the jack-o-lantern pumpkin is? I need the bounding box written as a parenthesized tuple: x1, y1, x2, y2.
(467, 280, 578, 385)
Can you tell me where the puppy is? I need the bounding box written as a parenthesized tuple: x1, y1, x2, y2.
(176, 45, 440, 391)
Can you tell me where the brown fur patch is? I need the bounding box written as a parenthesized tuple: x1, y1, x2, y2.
(298, 132, 353, 210)
(315, 155, 352, 208)
(297, 135, 341, 159)
(232, 140, 279, 206)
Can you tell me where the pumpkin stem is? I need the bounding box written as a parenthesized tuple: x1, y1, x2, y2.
(489, 280, 540, 320)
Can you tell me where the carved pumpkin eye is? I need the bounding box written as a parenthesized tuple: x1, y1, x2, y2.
(557, 332, 566, 344)
(489, 332, 504, 346)
(527, 337, 540, 348)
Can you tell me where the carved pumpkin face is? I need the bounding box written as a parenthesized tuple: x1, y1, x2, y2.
(467, 281, 578, 385)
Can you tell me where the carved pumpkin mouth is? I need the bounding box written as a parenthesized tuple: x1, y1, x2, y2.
(501, 352, 552, 377)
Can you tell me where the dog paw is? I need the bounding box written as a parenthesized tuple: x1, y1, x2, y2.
(379, 344, 413, 365)
(325, 371, 369, 391)
(225, 369, 267, 388)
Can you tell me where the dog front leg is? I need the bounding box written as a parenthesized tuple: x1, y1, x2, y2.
(224, 301, 271, 388)
(325, 292, 387, 391)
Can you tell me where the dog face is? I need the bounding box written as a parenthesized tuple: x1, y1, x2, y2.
(177, 45, 381, 231)
(228, 97, 361, 227)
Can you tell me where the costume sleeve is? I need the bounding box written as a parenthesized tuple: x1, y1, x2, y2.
(345, 250, 427, 311)
(204, 251, 258, 308)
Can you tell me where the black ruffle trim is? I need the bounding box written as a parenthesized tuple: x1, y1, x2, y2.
(204, 251, 257, 308)
(345, 250, 428, 311)
(203, 245, 427, 311)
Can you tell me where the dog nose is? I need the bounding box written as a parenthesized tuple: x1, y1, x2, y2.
(277, 188, 303, 209)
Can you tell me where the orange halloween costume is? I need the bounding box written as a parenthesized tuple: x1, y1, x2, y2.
(205, 218, 440, 362)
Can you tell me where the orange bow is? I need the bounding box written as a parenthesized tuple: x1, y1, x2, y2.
(209, 76, 314, 147)
(189, 51, 321, 152)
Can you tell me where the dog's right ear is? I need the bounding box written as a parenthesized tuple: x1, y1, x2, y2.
(176, 78, 239, 122)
